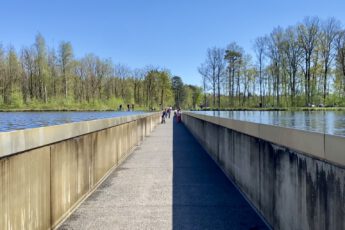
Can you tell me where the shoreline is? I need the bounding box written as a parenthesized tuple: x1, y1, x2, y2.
(1, 107, 345, 112)
(195, 107, 345, 112)
(0, 108, 153, 112)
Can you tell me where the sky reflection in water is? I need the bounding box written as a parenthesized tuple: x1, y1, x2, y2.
(0, 111, 144, 132)
(192, 111, 345, 136)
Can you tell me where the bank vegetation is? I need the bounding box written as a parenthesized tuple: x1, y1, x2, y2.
(0, 34, 202, 110)
(199, 16, 345, 109)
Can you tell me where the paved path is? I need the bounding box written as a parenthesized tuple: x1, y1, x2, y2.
(59, 118, 268, 230)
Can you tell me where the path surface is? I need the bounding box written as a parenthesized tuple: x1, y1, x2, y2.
(59, 117, 268, 230)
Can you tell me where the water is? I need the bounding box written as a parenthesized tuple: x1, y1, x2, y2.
(192, 111, 345, 136)
(0, 111, 145, 132)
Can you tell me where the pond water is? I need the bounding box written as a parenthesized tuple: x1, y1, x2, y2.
(192, 111, 345, 136)
(0, 111, 145, 132)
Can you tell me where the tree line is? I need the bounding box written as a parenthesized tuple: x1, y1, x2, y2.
(199, 16, 345, 108)
(0, 33, 202, 110)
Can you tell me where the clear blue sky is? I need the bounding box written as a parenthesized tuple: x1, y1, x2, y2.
(1, 0, 344, 86)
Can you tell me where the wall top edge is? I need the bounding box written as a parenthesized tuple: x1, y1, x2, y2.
(0, 112, 159, 158)
(183, 112, 345, 166)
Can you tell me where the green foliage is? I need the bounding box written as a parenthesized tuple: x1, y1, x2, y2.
(200, 16, 345, 110)
(0, 33, 198, 111)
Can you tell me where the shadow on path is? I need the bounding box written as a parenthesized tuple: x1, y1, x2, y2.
(172, 118, 268, 230)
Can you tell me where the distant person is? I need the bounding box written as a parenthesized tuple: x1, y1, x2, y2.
(161, 109, 167, 124)
(127, 104, 130, 111)
(165, 108, 168, 119)
(176, 109, 182, 123)
(168, 107, 172, 118)
(119, 104, 122, 111)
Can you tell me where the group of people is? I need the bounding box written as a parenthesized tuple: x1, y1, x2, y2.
(118, 104, 134, 111)
(161, 107, 181, 124)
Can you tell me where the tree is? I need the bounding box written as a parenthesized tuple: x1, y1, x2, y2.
(319, 17, 341, 103)
(282, 26, 303, 106)
(34, 33, 49, 102)
(200, 47, 226, 109)
(298, 17, 320, 105)
(267, 27, 284, 106)
(254, 37, 267, 106)
(47, 48, 58, 98)
(21, 47, 35, 101)
(241, 55, 255, 106)
(335, 30, 345, 96)
(114, 63, 131, 100)
(157, 71, 172, 109)
(225, 43, 243, 106)
(187, 85, 202, 109)
(0, 46, 6, 104)
(172, 76, 184, 108)
(59, 41, 73, 99)
(4, 47, 21, 104)
(198, 63, 209, 107)
(132, 68, 145, 105)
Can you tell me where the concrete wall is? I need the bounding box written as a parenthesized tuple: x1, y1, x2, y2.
(182, 112, 345, 230)
(0, 113, 160, 230)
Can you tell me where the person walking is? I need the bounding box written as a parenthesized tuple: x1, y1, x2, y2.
(161, 109, 167, 124)
(167, 107, 171, 118)
(176, 109, 182, 123)
(165, 108, 168, 119)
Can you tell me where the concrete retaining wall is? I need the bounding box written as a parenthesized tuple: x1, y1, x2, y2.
(182, 112, 345, 230)
(0, 113, 160, 230)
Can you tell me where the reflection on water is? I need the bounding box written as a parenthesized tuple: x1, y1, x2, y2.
(0, 111, 144, 132)
(192, 111, 345, 136)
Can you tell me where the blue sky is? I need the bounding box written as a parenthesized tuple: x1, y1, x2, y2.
(1, 0, 345, 86)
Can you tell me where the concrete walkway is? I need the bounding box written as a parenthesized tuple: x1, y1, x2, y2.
(59, 118, 268, 230)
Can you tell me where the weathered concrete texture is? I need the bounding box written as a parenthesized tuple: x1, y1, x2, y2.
(184, 112, 345, 166)
(0, 113, 161, 230)
(59, 117, 268, 230)
(0, 147, 51, 230)
(182, 114, 345, 230)
(0, 113, 158, 158)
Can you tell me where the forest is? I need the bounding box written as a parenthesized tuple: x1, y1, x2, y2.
(0, 34, 202, 110)
(2, 16, 345, 111)
(199, 16, 345, 109)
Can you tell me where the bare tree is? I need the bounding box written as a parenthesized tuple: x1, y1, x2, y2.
(335, 30, 345, 95)
(319, 17, 341, 103)
(267, 27, 284, 106)
(225, 43, 243, 106)
(282, 26, 303, 106)
(21, 47, 35, 100)
(298, 17, 320, 105)
(254, 37, 267, 106)
(47, 48, 58, 98)
(114, 63, 131, 99)
(200, 47, 226, 109)
(132, 68, 146, 104)
(198, 63, 210, 107)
